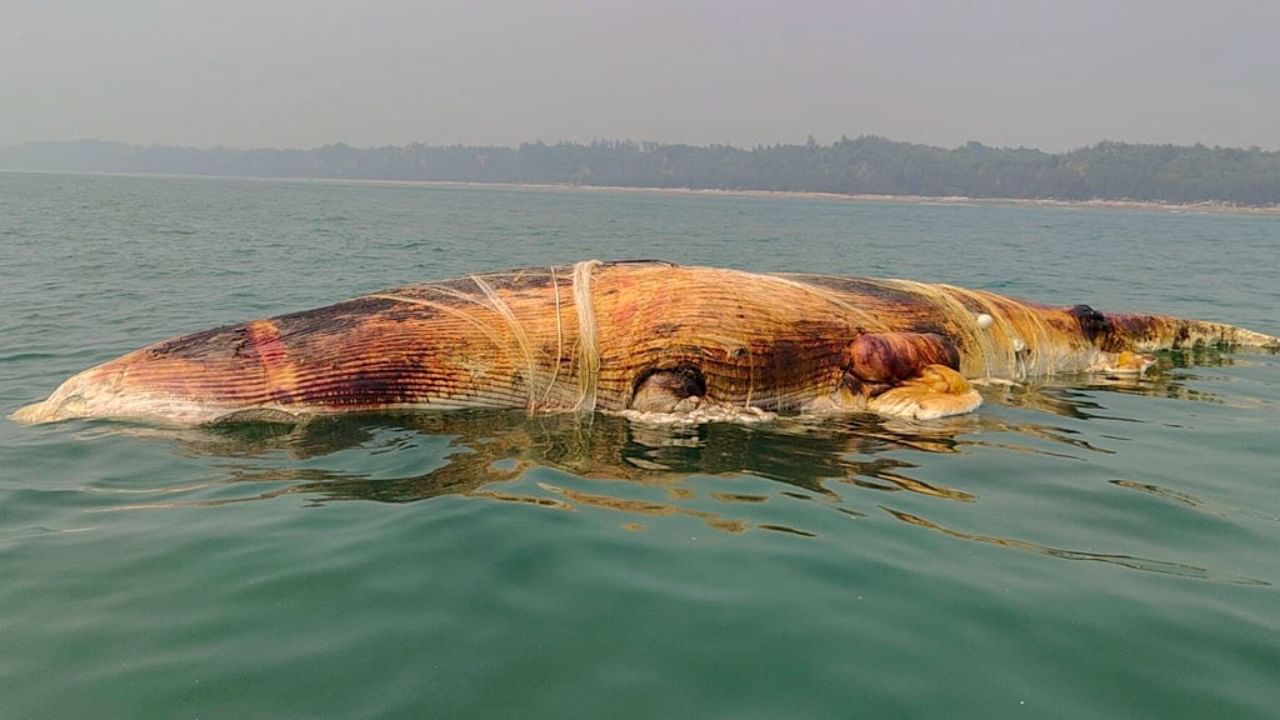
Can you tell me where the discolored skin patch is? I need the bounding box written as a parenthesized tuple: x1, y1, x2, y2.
(150, 323, 248, 361)
(271, 297, 410, 338)
(848, 333, 960, 383)
(1068, 304, 1111, 345)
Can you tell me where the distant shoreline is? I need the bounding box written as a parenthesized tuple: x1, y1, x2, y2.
(5, 167, 1280, 216)
(475, 181, 1280, 216)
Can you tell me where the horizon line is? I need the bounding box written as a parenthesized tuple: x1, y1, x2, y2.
(4, 135, 1276, 156)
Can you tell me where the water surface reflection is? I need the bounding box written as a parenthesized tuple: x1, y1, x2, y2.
(82, 358, 1268, 584)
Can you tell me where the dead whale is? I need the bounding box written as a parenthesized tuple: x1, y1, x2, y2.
(11, 260, 1278, 426)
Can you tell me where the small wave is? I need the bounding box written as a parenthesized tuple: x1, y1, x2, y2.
(0, 351, 63, 363)
(1110, 479, 1280, 523)
(0, 525, 95, 544)
(882, 507, 1269, 585)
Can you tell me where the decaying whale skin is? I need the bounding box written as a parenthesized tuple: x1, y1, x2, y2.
(11, 260, 1279, 426)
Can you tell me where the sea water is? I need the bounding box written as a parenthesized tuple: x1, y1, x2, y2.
(2, 172, 1278, 718)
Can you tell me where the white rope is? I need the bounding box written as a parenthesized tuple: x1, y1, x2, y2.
(538, 266, 565, 409)
(572, 260, 602, 412)
(470, 273, 539, 410)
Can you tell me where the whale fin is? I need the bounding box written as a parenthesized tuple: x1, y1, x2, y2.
(867, 364, 983, 420)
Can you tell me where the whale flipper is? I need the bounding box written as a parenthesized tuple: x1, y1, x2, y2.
(867, 364, 983, 420)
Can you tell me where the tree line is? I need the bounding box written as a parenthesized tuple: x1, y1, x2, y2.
(3, 136, 1279, 206)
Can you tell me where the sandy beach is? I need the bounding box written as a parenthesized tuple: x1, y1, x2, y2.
(448, 181, 1280, 216)
(265, 175, 1280, 216)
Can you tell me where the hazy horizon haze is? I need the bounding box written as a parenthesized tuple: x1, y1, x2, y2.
(3, 0, 1278, 151)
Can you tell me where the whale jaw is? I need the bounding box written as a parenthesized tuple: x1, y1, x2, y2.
(8, 362, 227, 427)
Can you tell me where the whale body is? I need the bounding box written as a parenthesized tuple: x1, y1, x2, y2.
(11, 260, 1278, 426)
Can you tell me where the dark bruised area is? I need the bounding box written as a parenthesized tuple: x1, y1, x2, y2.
(154, 298, 413, 360)
(273, 297, 413, 339)
(787, 274, 969, 337)
(1110, 314, 1184, 349)
(1068, 304, 1178, 352)
(848, 333, 960, 383)
(790, 275, 927, 308)
(1068, 304, 1111, 346)
(148, 323, 247, 360)
(340, 369, 423, 406)
(145, 296, 419, 363)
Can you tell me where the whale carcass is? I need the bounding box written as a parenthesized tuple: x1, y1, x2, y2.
(11, 260, 1278, 426)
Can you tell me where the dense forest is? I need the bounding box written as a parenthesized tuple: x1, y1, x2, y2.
(3, 136, 1280, 206)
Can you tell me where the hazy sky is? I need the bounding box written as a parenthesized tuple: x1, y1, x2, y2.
(3, 0, 1278, 151)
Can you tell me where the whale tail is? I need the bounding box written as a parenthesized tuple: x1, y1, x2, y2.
(1182, 319, 1279, 349)
(1113, 314, 1280, 352)
(1057, 302, 1277, 354)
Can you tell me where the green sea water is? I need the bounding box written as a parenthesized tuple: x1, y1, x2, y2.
(2, 172, 1278, 719)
